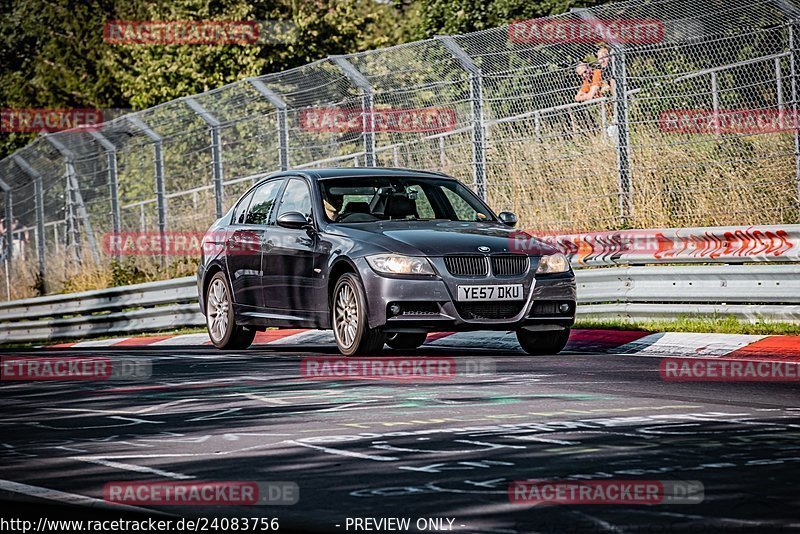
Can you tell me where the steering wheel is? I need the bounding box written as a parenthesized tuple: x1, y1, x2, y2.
(335, 212, 380, 223)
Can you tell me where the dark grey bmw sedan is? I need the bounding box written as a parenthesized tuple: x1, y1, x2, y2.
(198, 168, 576, 356)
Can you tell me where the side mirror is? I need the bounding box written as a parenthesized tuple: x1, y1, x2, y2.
(276, 211, 311, 230)
(498, 211, 518, 228)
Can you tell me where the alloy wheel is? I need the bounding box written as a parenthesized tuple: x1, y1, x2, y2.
(207, 278, 230, 343)
(334, 281, 358, 349)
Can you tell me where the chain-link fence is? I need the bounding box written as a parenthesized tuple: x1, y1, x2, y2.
(1, 0, 799, 299)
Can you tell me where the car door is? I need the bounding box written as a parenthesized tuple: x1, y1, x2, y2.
(263, 177, 322, 313)
(226, 178, 283, 310)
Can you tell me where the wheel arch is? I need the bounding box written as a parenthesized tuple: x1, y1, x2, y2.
(200, 262, 226, 315)
(327, 257, 360, 310)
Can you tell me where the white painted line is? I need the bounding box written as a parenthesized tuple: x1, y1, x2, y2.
(0, 477, 170, 515)
(613, 332, 766, 357)
(71, 457, 195, 480)
(286, 440, 398, 461)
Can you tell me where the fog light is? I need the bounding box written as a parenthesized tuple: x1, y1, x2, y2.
(559, 303, 570, 313)
(389, 303, 402, 316)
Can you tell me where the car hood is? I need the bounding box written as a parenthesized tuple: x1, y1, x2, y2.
(332, 220, 558, 256)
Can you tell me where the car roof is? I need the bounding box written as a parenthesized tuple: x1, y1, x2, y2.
(294, 167, 454, 180)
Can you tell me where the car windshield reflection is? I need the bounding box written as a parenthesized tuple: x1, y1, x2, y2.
(320, 176, 496, 224)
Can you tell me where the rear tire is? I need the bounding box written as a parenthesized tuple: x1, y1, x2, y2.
(332, 273, 385, 356)
(385, 332, 427, 351)
(516, 328, 570, 355)
(206, 272, 256, 350)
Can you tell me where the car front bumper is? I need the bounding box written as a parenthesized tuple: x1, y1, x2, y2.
(356, 257, 576, 333)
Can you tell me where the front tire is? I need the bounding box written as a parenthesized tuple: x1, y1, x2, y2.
(516, 328, 570, 355)
(332, 273, 385, 356)
(206, 272, 256, 350)
(385, 332, 427, 351)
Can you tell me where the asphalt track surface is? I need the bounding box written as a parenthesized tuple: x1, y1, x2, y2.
(1, 340, 799, 533)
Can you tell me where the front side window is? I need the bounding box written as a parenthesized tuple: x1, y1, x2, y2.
(245, 179, 283, 225)
(231, 190, 255, 225)
(277, 179, 313, 221)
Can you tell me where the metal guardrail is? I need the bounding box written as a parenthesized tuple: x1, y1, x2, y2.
(1, 263, 798, 344)
(576, 265, 800, 323)
(0, 277, 202, 343)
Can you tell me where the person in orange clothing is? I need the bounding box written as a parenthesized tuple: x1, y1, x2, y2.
(575, 62, 602, 102)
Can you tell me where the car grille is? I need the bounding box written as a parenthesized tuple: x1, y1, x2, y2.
(456, 302, 525, 320)
(444, 255, 488, 277)
(491, 254, 529, 277)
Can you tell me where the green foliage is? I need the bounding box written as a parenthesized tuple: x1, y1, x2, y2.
(0, 0, 421, 158)
(411, 0, 609, 39)
(109, 258, 149, 287)
(576, 315, 800, 336)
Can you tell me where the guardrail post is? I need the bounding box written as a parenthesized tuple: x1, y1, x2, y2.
(436, 36, 487, 200)
(88, 131, 121, 257)
(11, 155, 46, 289)
(249, 79, 290, 171)
(128, 116, 167, 264)
(44, 134, 100, 264)
(330, 56, 376, 167)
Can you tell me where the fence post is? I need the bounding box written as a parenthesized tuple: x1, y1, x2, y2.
(791, 24, 800, 220)
(330, 56, 376, 167)
(610, 45, 634, 225)
(11, 155, 46, 289)
(64, 171, 79, 262)
(0, 179, 11, 262)
(436, 36, 487, 200)
(44, 135, 100, 263)
(184, 97, 224, 218)
(128, 116, 167, 264)
(249, 79, 290, 171)
(710, 71, 720, 135)
(88, 131, 121, 258)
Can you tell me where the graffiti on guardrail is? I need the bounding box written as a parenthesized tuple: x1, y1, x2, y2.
(511, 225, 800, 266)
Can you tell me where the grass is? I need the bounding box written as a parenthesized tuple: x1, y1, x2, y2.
(575, 315, 800, 336)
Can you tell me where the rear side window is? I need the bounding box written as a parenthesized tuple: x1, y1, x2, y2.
(245, 179, 284, 225)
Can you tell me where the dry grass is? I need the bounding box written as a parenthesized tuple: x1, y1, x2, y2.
(487, 120, 796, 232)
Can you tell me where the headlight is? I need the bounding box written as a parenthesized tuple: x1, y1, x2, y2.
(366, 254, 435, 276)
(536, 253, 570, 274)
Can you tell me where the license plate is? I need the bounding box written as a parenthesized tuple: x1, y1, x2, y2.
(457, 284, 523, 302)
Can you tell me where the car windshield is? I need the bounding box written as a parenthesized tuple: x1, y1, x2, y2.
(319, 176, 496, 224)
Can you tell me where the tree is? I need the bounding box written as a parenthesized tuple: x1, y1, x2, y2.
(411, 0, 610, 39)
